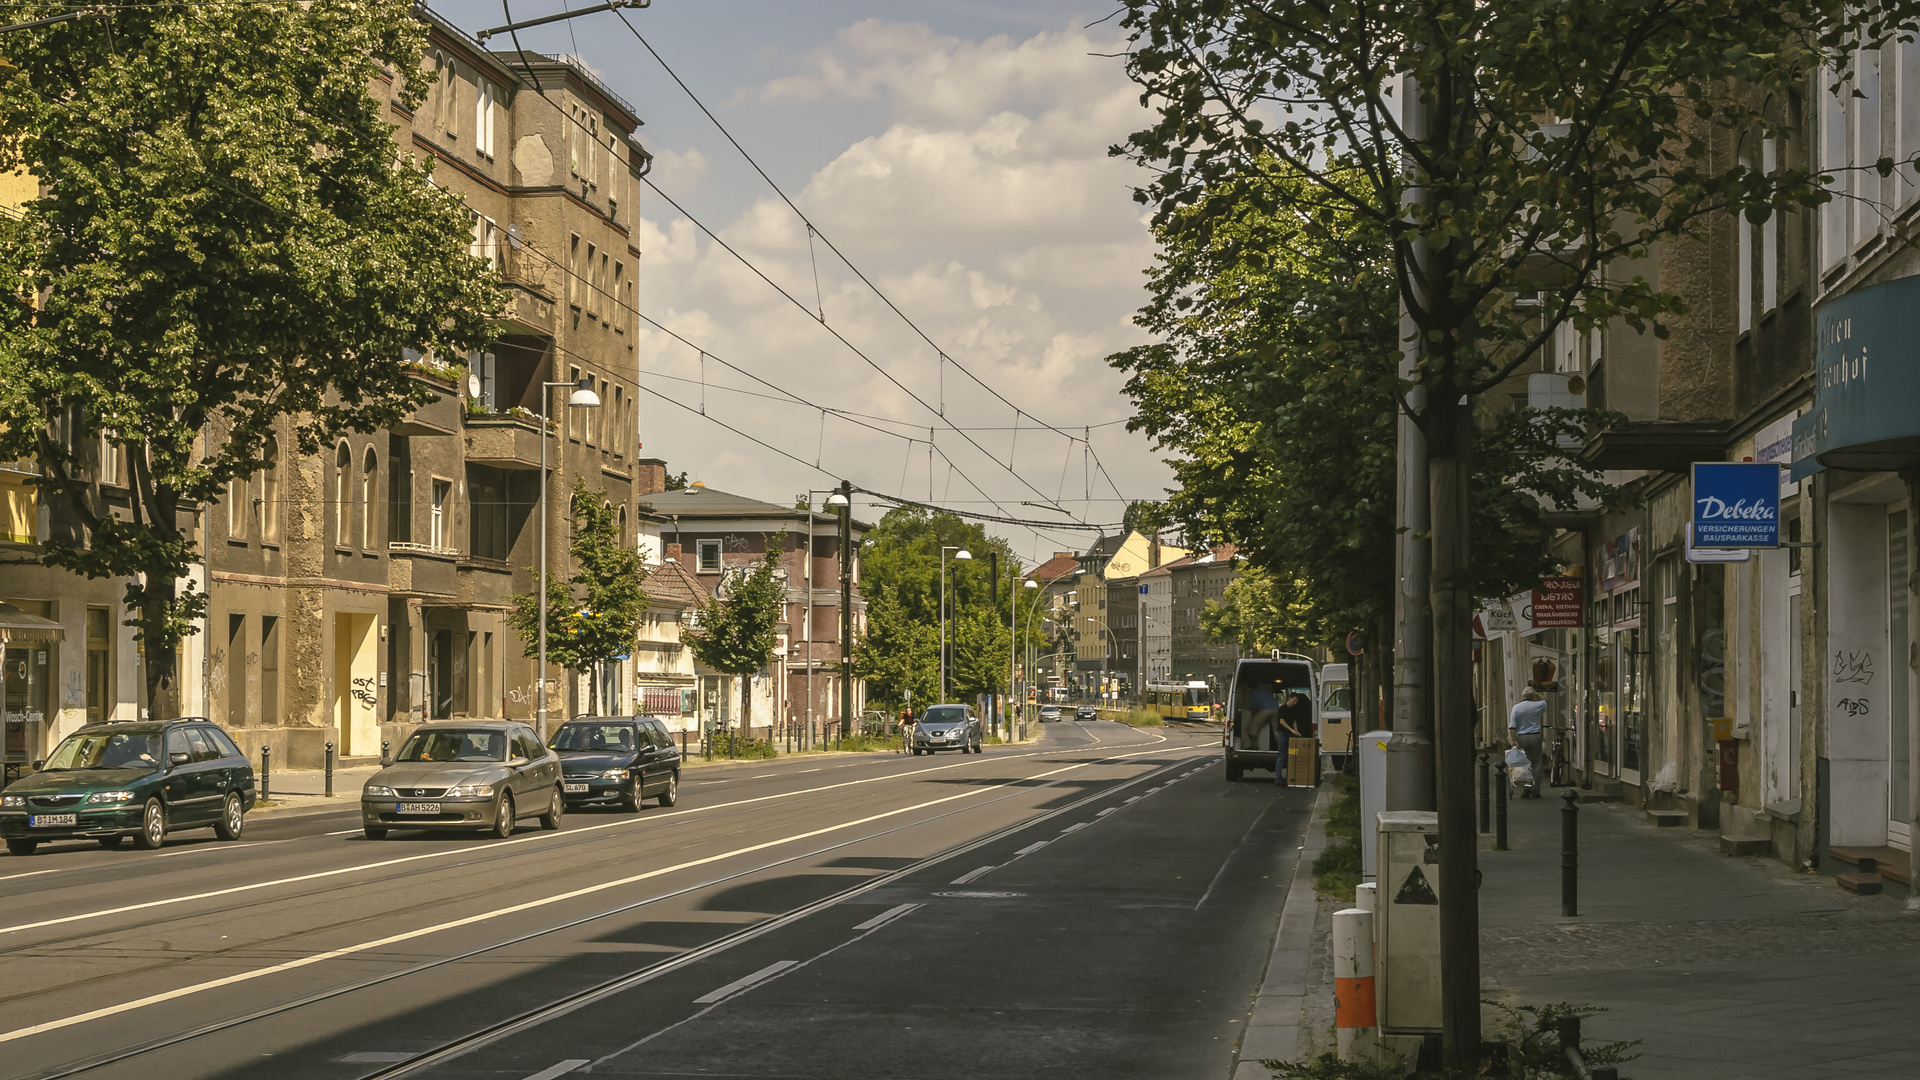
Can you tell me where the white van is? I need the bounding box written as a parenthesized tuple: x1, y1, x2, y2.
(1222, 654, 1319, 780)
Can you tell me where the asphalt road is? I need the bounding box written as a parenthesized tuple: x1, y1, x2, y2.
(0, 721, 1313, 1080)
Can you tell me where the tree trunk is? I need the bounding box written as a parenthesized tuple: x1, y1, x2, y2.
(1426, 391, 1481, 1067)
(141, 582, 182, 721)
(738, 672, 752, 749)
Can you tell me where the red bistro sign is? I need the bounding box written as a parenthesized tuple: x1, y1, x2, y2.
(1531, 577, 1583, 628)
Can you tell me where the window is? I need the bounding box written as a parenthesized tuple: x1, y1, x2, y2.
(611, 386, 624, 457)
(612, 263, 625, 325)
(227, 614, 246, 726)
(260, 615, 280, 725)
(475, 79, 496, 158)
(568, 234, 580, 306)
(362, 447, 378, 550)
(431, 478, 451, 549)
(585, 243, 598, 315)
(97, 433, 119, 486)
(1901, 38, 1920, 208)
(1761, 138, 1780, 313)
(470, 350, 498, 411)
(1822, 64, 1851, 270)
(260, 438, 280, 544)
(599, 251, 610, 321)
(85, 607, 111, 725)
(468, 464, 523, 561)
(595, 379, 607, 446)
(569, 366, 582, 439)
(1738, 153, 1754, 334)
(1854, 45, 1884, 247)
(697, 540, 722, 573)
(228, 472, 248, 541)
(335, 443, 352, 546)
(435, 50, 458, 138)
(388, 434, 411, 544)
(469, 213, 499, 271)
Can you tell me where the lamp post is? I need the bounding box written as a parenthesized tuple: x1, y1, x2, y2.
(798, 488, 849, 750)
(537, 377, 601, 741)
(939, 545, 971, 703)
(1009, 577, 1037, 736)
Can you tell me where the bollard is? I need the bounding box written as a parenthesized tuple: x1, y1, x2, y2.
(1354, 880, 1376, 915)
(381, 739, 390, 767)
(1332, 908, 1378, 1062)
(1478, 751, 1491, 834)
(324, 741, 335, 798)
(1562, 788, 1580, 916)
(260, 744, 271, 802)
(1494, 762, 1508, 851)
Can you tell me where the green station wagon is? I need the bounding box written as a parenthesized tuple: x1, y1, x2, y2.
(0, 718, 256, 855)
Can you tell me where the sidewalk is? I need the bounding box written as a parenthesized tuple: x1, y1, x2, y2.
(1479, 793, 1920, 1078)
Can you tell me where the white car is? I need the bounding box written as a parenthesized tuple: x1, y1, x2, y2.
(1039, 706, 1062, 722)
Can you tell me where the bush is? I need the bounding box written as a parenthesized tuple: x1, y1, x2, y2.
(708, 731, 777, 759)
(821, 732, 900, 753)
(1262, 1002, 1637, 1079)
(1312, 836, 1362, 899)
(1116, 709, 1165, 727)
(1325, 771, 1360, 838)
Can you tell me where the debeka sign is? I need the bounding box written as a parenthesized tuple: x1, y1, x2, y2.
(1692, 462, 1780, 548)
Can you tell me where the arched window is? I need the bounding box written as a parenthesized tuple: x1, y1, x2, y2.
(335, 443, 352, 546)
(362, 447, 378, 550)
(619, 507, 628, 548)
(259, 438, 280, 544)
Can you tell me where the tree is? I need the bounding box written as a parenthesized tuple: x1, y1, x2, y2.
(508, 481, 649, 715)
(1122, 500, 1172, 538)
(850, 585, 936, 714)
(0, 1, 500, 718)
(665, 471, 690, 491)
(684, 540, 786, 739)
(1114, 0, 1901, 1060)
(949, 607, 1012, 703)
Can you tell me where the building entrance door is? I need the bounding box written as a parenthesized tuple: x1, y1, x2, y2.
(333, 613, 378, 756)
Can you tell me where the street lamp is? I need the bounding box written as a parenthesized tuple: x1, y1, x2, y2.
(798, 488, 851, 750)
(939, 545, 971, 702)
(537, 377, 601, 741)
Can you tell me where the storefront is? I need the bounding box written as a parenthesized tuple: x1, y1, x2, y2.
(0, 601, 64, 777)
(1589, 526, 1646, 787)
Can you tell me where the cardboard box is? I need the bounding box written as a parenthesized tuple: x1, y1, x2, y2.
(1288, 736, 1318, 786)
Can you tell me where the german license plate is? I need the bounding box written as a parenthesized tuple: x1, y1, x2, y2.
(563, 782, 588, 794)
(30, 813, 76, 828)
(397, 802, 441, 815)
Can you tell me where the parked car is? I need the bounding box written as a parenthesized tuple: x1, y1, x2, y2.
(1039, 705, 1062, 722)
(0, 717, 255, 855)
(360, 721, 562, 840)
(548, 716, 681, 812)
(1075, 705, 1097, 721)
(911, 704, 982, 754)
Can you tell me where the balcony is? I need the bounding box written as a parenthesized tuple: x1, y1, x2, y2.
(463, 413, 549, 471)
(393, 373, 461, 436)
(388, 542, 459, 598)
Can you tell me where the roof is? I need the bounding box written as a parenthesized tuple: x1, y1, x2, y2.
(1175, 543, 1240, 569)
(638, 485, 871, 531)
(1025, 553, 1081, 584)
(646, 558, 708, 608)
(1142, 555, 1195, 577)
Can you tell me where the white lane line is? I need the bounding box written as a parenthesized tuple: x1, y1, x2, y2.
(0, 751, 1160, 1045)
(153, 841, 280, 859)
(1096, 807, 1116, 817)
(1125, 796, 1142, 804)
(324, 829, 363, 836)
(797, 768, 824, 774)
(520, 1059, 589, 1080)
(692, 961, 797, 1004)
(850, 903, 921, 931)
(1060, 822, 1088, 834)
(950, 865, 996, 885)
(0, 746, 1067, 938)
(0, 867, 81, 883)
(1014, 841, 1049, 856)
(751, 773, 779, 779)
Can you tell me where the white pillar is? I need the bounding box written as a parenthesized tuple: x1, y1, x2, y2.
(1334, 907, 1379, 1061)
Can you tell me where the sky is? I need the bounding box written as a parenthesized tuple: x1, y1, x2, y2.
(432, 1, 1170, 565)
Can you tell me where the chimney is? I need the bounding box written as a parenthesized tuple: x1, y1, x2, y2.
(635, 457, 668, 496)
(664, 542, 683, 562)
(1053, 551, 1072, 560)
(1149, 533, 1162, 569)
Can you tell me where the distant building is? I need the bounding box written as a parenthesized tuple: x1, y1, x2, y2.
(1170, 545, 1241, 686)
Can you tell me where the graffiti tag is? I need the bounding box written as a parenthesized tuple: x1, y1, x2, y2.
(1834, 650, 1875, 685)
(350, 677, 378, 708)
(1836, 697, 1871, 717)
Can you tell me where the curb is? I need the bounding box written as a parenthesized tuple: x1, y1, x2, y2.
(1233, 784, 1332, 1079)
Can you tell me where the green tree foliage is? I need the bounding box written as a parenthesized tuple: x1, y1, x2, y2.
(1122, 500, 1172, 537)
(684, 540, 786, 734)
(0, 0, 500, 716)
(949, 607, 1011, 702)
(850, 585, 936, 713)
(509, 481, 649, 714)
(1111, 166, 1622, 653)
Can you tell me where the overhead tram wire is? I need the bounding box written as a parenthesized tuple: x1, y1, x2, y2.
(478, 8, 1099, 542)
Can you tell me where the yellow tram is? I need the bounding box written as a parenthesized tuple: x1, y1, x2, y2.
(1144, 680, 1215, 722)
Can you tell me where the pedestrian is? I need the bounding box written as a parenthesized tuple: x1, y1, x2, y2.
(1508, 688, 1547, 798)
(1275, 690, 1310, 786)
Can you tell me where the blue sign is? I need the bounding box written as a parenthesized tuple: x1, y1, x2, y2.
(1793, 273, 1920, 479)
(1692, 463, 1780, 547)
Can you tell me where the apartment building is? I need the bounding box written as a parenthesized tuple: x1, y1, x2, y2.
(1169, 544, 1240, 685)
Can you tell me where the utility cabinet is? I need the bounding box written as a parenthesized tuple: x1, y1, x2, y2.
(1374, 810, 1442, 1033)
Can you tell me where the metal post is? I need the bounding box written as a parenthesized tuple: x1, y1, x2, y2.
(260, 745, 271, 802)
(1493, 762, 1507, 851)
(537, 383, 552, 744)
(324, 741, 335, 798)
(940, 547, 948, 703)
(381, 739, 390, 767)
(1562, 788, 1580, 916)
(838, 480, 853, 744)
(1478, 751, 1490, 834)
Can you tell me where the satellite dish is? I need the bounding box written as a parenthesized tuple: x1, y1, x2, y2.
(467, 373, 483, 398)
(1566, 374, 1587, 395)
(506, 222, 524, 251)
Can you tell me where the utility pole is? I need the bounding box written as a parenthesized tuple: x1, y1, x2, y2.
(837, 479, 853, 743)
(1389, 67, 1436, 815)
(989, 550, 1000, 736)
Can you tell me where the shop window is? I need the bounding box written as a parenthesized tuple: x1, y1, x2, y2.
(85, 607, 111, 725)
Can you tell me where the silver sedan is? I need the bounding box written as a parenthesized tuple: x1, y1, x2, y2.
(360, 721, 564, 840)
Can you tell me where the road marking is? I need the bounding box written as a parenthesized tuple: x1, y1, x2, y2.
(850, 903, 921, 930)
(0, 745, 1075, 938)
(950, 865, 996, 884)
(0, 752, 1164, 1045)
(1096, 807, 1116, 817)
(693, 961, 797, 1004)
(154, 841, 279, 858)
(0, 867, 79, 883)
(751, 773, 779, 779)
(797, 768, 823, 774)
(1060, 822, 1088, 834)
(324, 829, 363, 836)
(1125, 796, 1142, 803)
(1014, 841, 1049, 855)
(520, 1060, 589, 1080)
(337, 1051, 414, 1063)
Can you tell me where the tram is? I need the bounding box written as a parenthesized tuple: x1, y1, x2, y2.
(1143, 680, 1215, 721)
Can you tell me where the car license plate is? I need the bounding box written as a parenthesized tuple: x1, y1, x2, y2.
(397, 802, 441, 815)
(30, 813, 77, 828)
(563, 782, 588, 794)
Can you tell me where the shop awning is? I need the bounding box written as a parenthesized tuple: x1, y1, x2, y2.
(0, 602, 63, 644)
(1797, 274, 1920, 479)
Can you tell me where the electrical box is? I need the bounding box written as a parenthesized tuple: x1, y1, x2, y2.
(1375, 810, 1442, 1034)
(1357, 730, 1392, 881)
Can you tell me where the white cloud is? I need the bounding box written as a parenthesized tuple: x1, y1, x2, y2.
(635, 16, 1169, 554)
